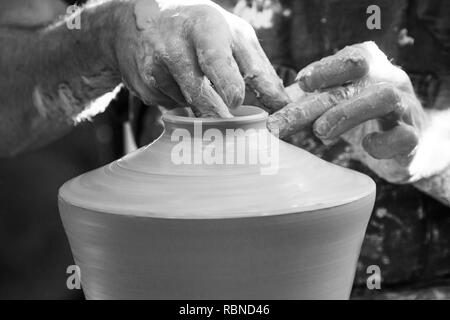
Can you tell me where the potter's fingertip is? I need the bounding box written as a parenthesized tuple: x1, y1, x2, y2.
(267, 115, 289, 139)
(267, 116, 279, 132)
(313, 121, 330, 140)
(221, 83, 244, 109)
(229, 90, 245, 109)
(296, 68, 314, 92)
(266, 117, 276, 131)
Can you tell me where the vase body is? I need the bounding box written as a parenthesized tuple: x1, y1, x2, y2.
(58, 106, 375, 300)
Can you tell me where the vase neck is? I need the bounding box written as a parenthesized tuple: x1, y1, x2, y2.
(162, 106, 269, 136)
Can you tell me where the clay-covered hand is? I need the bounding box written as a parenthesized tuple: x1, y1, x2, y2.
(268, 42, 429, 183)
(110, 0, 289, 118)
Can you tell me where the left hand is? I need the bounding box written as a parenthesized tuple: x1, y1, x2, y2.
(268, 41, 429, 183)
(113, 0, 289, 118)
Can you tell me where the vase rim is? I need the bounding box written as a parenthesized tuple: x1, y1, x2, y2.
(162, 105, 268, 125)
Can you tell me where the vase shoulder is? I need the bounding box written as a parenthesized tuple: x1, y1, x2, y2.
(59, 107, 376, 219)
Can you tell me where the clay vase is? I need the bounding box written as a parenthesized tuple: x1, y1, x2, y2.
(58, 106, 375, 300)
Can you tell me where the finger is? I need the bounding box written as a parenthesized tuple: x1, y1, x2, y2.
(296, 45, 370, 92)
(191, 18, 245, 109)
(231, 22, 290, 112)
(285, 82, 307, 103)
(267, 85, 358, 138)
(362, 124, 419, 159)
(313, 84, 406, 140)
(141, 84, 180, 109)
(268, 95, 332, 138)
(274, 65, 299, 87)
(161, 39, 233, 118)
(122, 69, 180, 109)
(151, 61, 188, 107)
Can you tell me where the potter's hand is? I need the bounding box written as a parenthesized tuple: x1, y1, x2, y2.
(269, 42, 430, 183)
(0, 0, 288, 156)
(113, 0, 289, 118)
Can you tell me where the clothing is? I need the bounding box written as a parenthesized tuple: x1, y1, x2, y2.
(0, 98, 126, 299)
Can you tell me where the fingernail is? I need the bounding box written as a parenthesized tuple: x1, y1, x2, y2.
(296, 68, 312, 91)
(225, 85, 244, 109)
(267, 115, 287, 138)
(267, 116, 279, 132)
(313, 120, 330, 139)
(295, 71, 305, 84)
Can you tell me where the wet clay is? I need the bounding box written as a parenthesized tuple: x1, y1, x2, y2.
(59, 106, 376, 299)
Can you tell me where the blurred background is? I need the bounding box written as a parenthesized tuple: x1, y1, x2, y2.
(0, 0, 449, 299)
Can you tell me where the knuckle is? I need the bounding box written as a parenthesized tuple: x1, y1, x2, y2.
(187, 77, 211, 101)
(193, 5, 226, 28)
(328, 85, 358, 103)
(195, 5, 218, 17)
(240, 17, 257, 34)
(339, 45, 366, 60)
(197, 49, 230, 68)
(228, 83, 245, 107)
(354, 41, 383, 59)
(379, 83, 398, 97)
(232, 16, 258, 41)
(313, 118, 332, 139)
(383, 85, 405, 113)
(162, 35, 185, 52)
(395, 67, 411, 84)
(244, 69, 261, 81)
(375, 84, 404, 111)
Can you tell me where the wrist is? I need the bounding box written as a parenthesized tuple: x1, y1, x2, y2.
(409, 110, 450, 180)
(80, 0, 134, 73)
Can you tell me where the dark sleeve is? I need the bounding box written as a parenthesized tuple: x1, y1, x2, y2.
(399, 0, 450, 109)
(415, 0, 450, 53)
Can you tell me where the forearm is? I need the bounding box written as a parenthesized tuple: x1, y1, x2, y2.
(0, 1, 125, 157)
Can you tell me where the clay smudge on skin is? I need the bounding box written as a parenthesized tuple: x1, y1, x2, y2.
(134, 0, 161, 31)
(296, 47, 369, 92)
(32, 87, 48, 119)
(58, 84, 83, 119)
(31, 70, 121, 125)
(32, 84, 85, 125)
(268, 84, 358, 138)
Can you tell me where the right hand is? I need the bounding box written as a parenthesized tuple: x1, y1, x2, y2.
(109, 0, 289, 117)
(268, 42, 430, 183)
